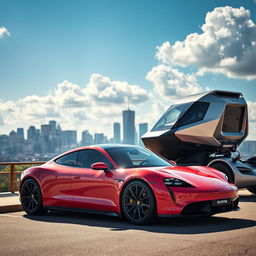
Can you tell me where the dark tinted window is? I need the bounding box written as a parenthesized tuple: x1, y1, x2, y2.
(55, 151, 78, 167)
(105, 147, 171, 168)
(152, 103, 190, 131)
(174, 102, 209, 128)
(77, 149, 114, 169)
(222, 106, 245, 133)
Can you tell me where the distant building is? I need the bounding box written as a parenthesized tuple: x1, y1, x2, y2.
(49, 120, 57, 132)
(94, 133, 104, 144)
(81, 130, 93, 146)
(41, 125, 51, 137)
(27, 126, 40, 154)
(40, 124, 51, 153)
(113, 122, 121, 144)
(9, 130, 18, 155)
(123, 109, 135, 145)
(0, 135, 8, 154)
(27, 126, 37, 142)
(62, 130, 77, 148)
(139, 123, 148, 146)
(17, 128, 24, 141)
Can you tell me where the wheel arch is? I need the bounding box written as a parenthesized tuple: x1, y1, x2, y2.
(208, 159, 235, 183)
(19, 175, 42, 194)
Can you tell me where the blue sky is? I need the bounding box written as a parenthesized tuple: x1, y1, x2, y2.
(0, 0, 256, 139)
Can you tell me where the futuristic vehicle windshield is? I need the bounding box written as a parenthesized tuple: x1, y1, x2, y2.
(105, 146, 172, 168)
(152, 103, 190, 131)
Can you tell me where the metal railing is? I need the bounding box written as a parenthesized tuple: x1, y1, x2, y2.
(0, 162, 45, 193)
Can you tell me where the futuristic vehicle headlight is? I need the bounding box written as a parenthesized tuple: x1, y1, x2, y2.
(164, 178, 194, 187)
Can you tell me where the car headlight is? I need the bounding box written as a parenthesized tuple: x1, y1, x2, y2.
(164, 178, 194, 187)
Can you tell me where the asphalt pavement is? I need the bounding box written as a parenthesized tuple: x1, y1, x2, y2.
(0, 190, 255, 256)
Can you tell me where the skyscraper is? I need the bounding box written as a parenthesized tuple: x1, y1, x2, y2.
(40, 124, 51, 153)
(49, 120, 57, 132)
(27, 126, 37, 142)
(62, 130, 77, 147)
(139, 123, 148, 146)
(94, 133, 104, 144)
(81, 130, 93, 146)
(17, 128, 24, 141)
(113, 122, 121, 144)
(122, 109, 135, 144)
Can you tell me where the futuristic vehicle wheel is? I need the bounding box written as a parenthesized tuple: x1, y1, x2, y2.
(247, 185, 256, 195)
(210, 162, 234, 183)
(20, 179, 44, 215)
(121, 180, 156, 225)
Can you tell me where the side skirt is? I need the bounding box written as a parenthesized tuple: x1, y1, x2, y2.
(44, 206, 121, 217)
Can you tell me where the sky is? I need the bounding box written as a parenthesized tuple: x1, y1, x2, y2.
(0, 0, 256, 140)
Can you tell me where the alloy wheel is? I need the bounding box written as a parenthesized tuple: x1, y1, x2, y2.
(21, 179, 43, 214)
(122, 181, 155, 224)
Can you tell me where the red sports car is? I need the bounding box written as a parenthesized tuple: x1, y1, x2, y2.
(19, 145, 239, 224)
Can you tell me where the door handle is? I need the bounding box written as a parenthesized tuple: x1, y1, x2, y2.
(73, 176, 81, 179)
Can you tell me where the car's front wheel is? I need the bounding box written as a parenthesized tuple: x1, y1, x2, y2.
(20, 178, 45, 215)
(121, 180, 156, 225)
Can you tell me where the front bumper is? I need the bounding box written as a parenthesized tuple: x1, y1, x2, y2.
(158, 197, 239, 217)
(153, 182, 239, 216)
(180, 196, 239, 216)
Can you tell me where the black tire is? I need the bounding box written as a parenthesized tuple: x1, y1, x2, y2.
(20, 178, 45, 215)
(247, 185, 256, 195)
(210, 162, 234, 183)
(121, 180, 156, 225)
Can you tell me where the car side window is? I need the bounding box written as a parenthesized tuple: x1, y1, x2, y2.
(55, 151, 79, 167)
(77, 149, 114, 169)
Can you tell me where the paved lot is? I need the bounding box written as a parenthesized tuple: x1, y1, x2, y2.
(0, 190, 255, 256)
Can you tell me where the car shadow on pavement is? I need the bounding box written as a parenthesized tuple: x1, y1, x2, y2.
(24, 210, 256, 235)
(239, 193, 256, 203)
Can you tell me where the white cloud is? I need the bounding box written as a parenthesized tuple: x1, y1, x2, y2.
(53, 80, 90, 108)
(146, 65, 202, 98)
(86, 73, 149, 104)
(0, 114, 4, 126)
(156, 6, 256, 80)
(0, 27, 10, 39)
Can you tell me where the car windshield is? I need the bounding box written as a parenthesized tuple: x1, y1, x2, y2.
(105, 147, 172, 169)
(152, 103, 190, 131)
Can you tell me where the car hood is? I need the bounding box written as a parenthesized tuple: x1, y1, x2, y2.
(155, 165, 233, 189)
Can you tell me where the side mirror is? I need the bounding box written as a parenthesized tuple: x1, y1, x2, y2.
(91, 162, 110, 173)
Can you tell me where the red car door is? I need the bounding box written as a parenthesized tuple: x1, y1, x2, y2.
(72, 149, 118, 213)
(43, 151, 79, 208)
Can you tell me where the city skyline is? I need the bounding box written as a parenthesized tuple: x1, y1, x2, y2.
(0, 108, 147, 142)
(0, 1, 256, 140)
(0, 107, 149, 161)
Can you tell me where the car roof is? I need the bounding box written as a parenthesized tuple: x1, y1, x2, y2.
(68, 144, 142, 152)
(97, 144, 141, 149)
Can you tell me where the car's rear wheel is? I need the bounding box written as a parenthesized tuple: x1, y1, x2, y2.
(121, 180, 156, 225)
(247, 185, 256, 195)
(20, 179, 44, 215)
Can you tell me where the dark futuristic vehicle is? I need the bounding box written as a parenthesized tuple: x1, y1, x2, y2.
(142, 90, 256, 194)
(19, 145, 239, 225)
